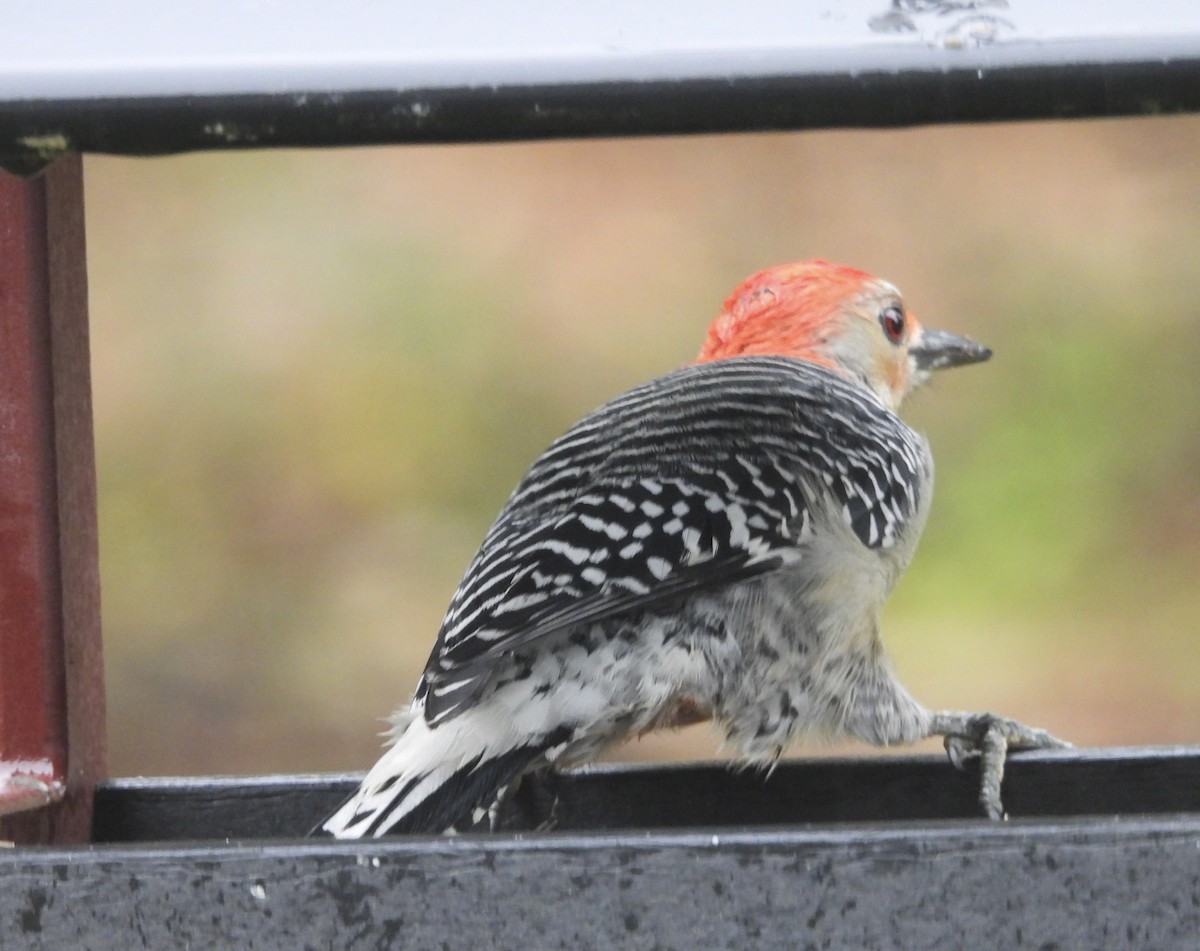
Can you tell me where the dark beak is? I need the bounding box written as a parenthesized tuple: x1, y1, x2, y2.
(910, 328, 992, 373)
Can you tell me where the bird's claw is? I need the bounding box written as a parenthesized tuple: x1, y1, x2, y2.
(928, 711, 1071, 820)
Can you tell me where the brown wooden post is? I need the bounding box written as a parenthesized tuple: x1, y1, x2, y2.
(0, 155, 104, 844)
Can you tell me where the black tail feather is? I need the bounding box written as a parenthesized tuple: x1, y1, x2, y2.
(380, 742, 545, 835)
(391, 725, 576, 835)
(318, 724, 576, 838)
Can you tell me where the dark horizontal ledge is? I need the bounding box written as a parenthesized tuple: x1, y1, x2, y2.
(5, 748, 1197, 949)
(6, 815, 1200, 948)
(4, 53, 1200, 175)
(91, 745, 1200, 843)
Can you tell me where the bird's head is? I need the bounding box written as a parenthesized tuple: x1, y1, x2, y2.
(696, 260, 991, 412)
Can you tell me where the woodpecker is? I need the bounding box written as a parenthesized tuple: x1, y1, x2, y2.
(323, 259, 1067, 838)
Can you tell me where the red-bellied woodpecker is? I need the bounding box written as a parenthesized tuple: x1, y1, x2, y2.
(322, 259, 1068, 838)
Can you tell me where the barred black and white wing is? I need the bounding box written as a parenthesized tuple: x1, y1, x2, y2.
(419, 356, 930, 725)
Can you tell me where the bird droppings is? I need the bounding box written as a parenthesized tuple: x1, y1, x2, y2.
(249, 882, 267, 902)
(17, 133, 69, 163)
(202, 121, 270, 144)
(937, 15, 1016, 49)
(867, 1, 1017, 48)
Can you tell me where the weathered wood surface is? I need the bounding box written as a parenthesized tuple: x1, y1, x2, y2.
(5, 817, 1200, 949)
(0, 156, 105, 845)
(1, 748, 1197, 950)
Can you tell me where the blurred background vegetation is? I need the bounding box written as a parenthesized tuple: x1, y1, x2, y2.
(83, 116, 1200, 778)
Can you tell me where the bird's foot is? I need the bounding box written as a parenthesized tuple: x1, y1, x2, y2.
(926, 711, 1070, 820)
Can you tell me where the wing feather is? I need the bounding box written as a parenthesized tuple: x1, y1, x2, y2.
(419, 356, 929, 724)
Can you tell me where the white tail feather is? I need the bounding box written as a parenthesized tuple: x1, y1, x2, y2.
(322, 701, 535, 838)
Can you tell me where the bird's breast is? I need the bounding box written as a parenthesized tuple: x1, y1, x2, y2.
(777, 500, 923, 657)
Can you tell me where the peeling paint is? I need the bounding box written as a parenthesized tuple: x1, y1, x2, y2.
(0, 760, 67, 817)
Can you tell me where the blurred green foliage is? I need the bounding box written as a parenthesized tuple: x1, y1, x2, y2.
(84, 119, 1200, 776)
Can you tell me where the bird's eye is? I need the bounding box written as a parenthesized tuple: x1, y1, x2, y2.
(880, 305, 906, 344)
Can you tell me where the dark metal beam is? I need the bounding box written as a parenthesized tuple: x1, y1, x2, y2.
(3, 3, 1200, 172)
(89, 747, 1200, 843)
(4, 817, 1199, 949)
(2, 749, 1195, 946)
(5, 58, 1200, 176)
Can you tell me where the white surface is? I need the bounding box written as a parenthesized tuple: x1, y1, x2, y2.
(2, 0, 1200, 100)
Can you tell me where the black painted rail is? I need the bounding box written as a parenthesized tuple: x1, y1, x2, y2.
(90, 746, 1200, 841)
(4, 748, 1199, 949)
